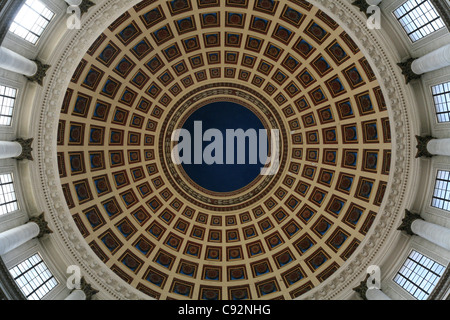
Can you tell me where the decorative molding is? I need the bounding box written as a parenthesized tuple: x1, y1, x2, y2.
(397, 209, 424, 236)
(14, 138, 33, 161)
(31, 0, 415, 301)
(29, 212, 53, 239)
(415, 135, 436, 158)
(26, 60, 50, 86)
(397, 58, 421, 85)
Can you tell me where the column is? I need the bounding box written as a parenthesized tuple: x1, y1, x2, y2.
(0, 141, 22, 159)
(398, 43, 450, 84)
(398, 210, 450, 251)
(0, 138, 33, 161)
(64, 277, 98, 300)
(0, 213, 52, 256)
(427, 138, 450, 157)
(415, 136, 450, 158)
(411, 44, 450, 75)
(352, 275, 392, 300)
(0, 222, 39, 256)
(0, 47, 37, 77)
(0, 47, 50, 85)
(366, 288, 392, 300)
(65, 289, 86, 300)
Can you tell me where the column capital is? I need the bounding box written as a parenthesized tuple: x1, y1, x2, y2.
(79, 0, 96, 15)
(29, 213, 53, 239)
(397, 209, 424, 236)
(415, 135, 436, 158)
(14, 138, 34, 161)
(352, 0, 371, 17)
(397, 58, 421, 84)
(79, 277, 99, 300)
(26, 60, 50, 86)
(352, 273, 370, 300)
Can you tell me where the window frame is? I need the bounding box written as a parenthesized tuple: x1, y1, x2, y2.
(431, 169, 450, 212)
(431, 81, 450, 124)
(8, 252, 59, 300)
(392, 0, 446, 43)
(0, 172, 19, 216)
(393, 249, 446, 300)
(2, 0, 66, 57)
(0, 84, 18, 127)
(0, 164, 28, 228)
(8, 0, 56, 46)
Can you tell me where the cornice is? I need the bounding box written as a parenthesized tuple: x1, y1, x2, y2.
(30, 0, 416, 300)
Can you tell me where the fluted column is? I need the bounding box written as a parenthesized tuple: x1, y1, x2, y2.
(398, 43, 450, 84)
(398, 210, 450, 251)
(0, 222, 40, 256)
(0, 139, 33, 161)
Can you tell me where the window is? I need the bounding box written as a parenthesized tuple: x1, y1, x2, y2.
(9, 253, 58, 300)
(432, 82, 450, 123)
(0, 85, 17, 126)
(393, 0, 445, 42)
(394, 250, 446, 300)
(432, 170, 450, 211)
(9, 0, 55, 45)
(0, 173, 18, 215)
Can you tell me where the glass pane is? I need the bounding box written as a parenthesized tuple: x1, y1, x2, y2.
(393, 0, 445, 42)
(9, 0, 55, 45)
(8, 253, 58, 300)
(431, 170, 450, 211)
(0, 173, 19, 215)
(394, 250, 446, 300)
